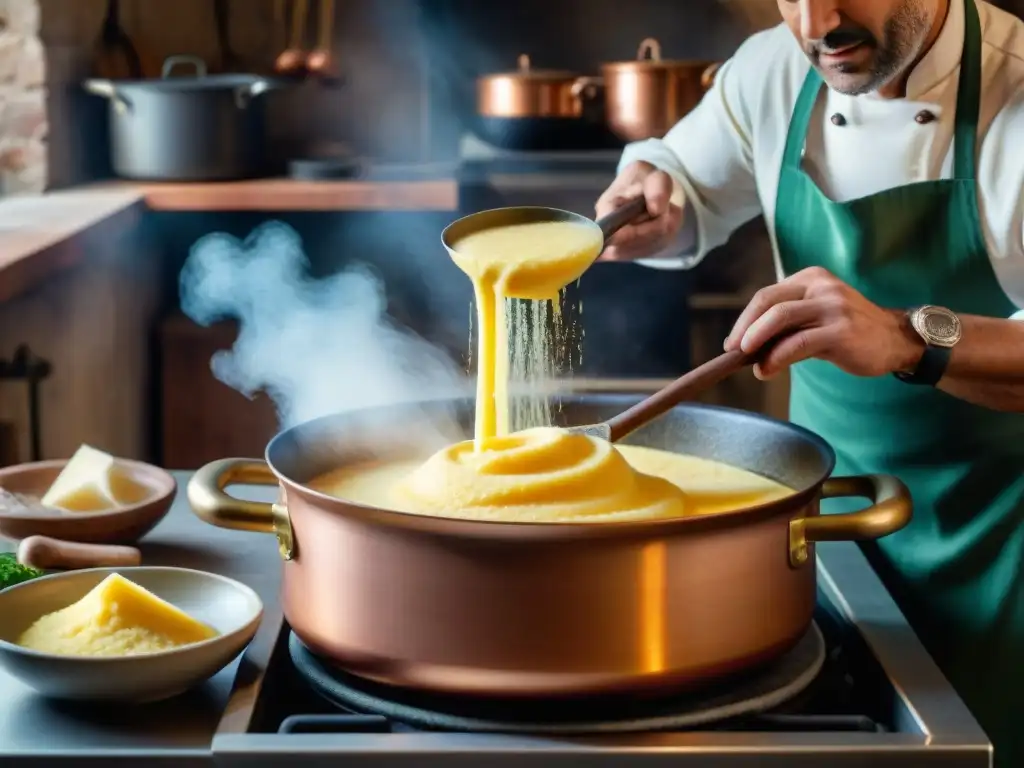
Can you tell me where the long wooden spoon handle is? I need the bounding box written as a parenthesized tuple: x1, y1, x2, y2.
(605, 349, 754, 442)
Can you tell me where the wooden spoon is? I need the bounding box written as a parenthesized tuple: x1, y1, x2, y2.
(305, 0, 336, 79)
(567, 348, 755, 443)
(275, 0, 309, 76)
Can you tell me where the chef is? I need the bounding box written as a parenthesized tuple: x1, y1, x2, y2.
(595, 0, 1024, 764)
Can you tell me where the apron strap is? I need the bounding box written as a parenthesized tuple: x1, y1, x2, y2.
(954, 0, 982, 180)
(780, 68, 823, 171)
(781, 0, 983, 181)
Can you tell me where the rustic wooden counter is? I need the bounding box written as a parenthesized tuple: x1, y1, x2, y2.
(0, 179, 459, 304)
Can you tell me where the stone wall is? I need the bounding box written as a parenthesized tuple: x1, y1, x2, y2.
(0, 0, 45, 196)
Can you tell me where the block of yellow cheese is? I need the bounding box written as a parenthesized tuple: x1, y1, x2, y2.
(17, 573, 218, 656)
(41, 444, 150, 512)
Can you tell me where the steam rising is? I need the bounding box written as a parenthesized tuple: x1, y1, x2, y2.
(179, 222, 468, 441)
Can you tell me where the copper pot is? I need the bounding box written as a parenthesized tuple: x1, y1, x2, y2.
(602, 38, 722, 142)
(477, 54, 599, 119)
(188, 398, 911, 698)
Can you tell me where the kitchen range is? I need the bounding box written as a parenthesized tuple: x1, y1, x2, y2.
(0, 488, 992, 767)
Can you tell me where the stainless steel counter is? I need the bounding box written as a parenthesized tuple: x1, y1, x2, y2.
(0, 473, 994, 767)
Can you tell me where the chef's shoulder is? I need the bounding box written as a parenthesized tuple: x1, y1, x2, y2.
(976, 2, 1024, 257)
(977, 3, 1024, 159)
(979, 1, 1024, 84)
(713, 23, 810, 140)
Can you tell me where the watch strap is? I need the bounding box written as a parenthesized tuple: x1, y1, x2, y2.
(894, 344, 951, 386)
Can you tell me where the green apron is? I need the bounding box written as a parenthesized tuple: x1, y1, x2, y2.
(774, 1, 1024, 764)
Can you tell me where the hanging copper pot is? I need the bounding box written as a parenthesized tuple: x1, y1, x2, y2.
(601, 38, 721, 142)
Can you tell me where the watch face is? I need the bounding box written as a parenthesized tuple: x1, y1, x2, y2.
(916, 306, 961, 347)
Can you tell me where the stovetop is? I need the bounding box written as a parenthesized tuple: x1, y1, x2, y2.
(210, 543, 992, 767)
(457, 134, 622, 182)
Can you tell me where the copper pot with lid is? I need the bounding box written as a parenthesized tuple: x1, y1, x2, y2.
(188, 397, 912, 699)
(474, 55, 617, 151)
(477, 54, 599, 119)
(602, 38, 722, 142)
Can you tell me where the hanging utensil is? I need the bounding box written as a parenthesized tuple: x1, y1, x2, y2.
(305, 0, 337, 80)
(91, 0, 142, 80)
(213, 0, 241, 72)
(275, 0, 309, 76)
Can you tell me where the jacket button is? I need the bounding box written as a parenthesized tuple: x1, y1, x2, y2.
(830, 113, 847, 126)
(915, 110, 936, 124)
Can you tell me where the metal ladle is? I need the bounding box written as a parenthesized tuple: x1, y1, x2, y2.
(305, 0, 336, 79)
(275, 0, 309, 76)
(441, 196, 649, 299)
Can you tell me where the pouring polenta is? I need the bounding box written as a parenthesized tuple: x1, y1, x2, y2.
(449, 217, 604, 442)
(306, 201, 794, 523)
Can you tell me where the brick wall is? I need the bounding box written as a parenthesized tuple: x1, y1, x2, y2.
(0, 0, 46, 196)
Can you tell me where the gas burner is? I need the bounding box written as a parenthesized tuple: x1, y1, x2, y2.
(288, 623, 826, 734)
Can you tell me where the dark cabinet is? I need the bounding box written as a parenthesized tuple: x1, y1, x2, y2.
(159, 313, 278, 469)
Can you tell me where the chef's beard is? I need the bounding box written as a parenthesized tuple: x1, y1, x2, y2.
(805, 0, 930, 96)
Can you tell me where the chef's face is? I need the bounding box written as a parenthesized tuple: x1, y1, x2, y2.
(778, 0, 939, 95)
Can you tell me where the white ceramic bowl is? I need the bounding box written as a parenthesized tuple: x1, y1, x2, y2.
(0, 566, 263, 702)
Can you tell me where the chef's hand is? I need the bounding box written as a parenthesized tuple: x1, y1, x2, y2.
(595, 161, 684, 262)
(724, 267, 924, 380)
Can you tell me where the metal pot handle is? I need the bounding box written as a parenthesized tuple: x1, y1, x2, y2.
(636, 38, 662, 62)
(789, 475, 912, 567)
(570, 75, 603, 102)
(188, 458, 295, 560)
(83, 79, 133, 115)
(700, 62, 722, 90)
(162, 54, 208, 79)
(234, 79, 276, 109)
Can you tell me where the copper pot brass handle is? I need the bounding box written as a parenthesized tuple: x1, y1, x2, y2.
(789, 474, 912, 567)
(188, 458, 296, 560)
(188, 458, 278, 533)
(570, 75, 603, 102)
(637, 38, 662, 62)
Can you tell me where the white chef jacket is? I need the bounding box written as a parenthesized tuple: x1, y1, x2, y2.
(620, 0, 1024, 318)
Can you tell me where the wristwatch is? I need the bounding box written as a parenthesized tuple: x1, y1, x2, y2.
(893, 305, 962, 386)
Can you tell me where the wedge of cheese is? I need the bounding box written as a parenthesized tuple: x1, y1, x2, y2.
(41, 445, 150, 512)
(17, 573, 218, 656)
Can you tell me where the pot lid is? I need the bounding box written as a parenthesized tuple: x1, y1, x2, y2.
(480, 54, 579, 80)
(86, 54, 294, 92)
(117, 73, 288, 91)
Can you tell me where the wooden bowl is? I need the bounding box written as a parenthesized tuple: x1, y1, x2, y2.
(0, 566, 262, 702)
(0, 460, 176, 544)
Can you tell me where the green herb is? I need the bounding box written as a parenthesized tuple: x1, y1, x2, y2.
(0, 552, 43, 590)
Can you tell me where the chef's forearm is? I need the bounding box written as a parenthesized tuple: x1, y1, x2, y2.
(927, 315, 1024, 411)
